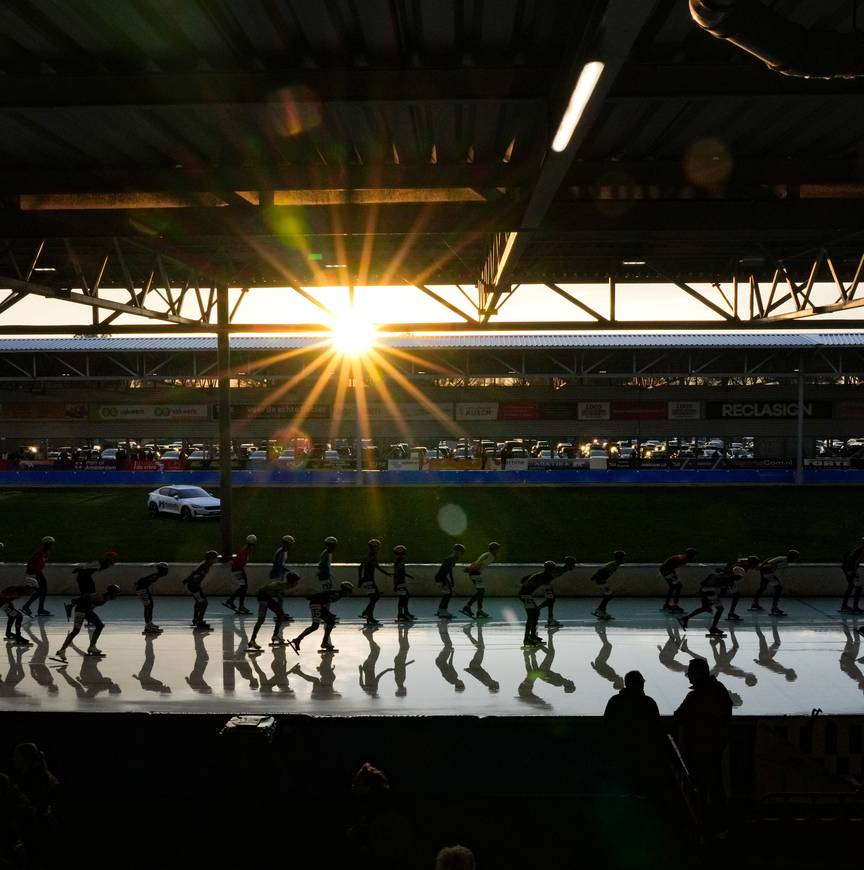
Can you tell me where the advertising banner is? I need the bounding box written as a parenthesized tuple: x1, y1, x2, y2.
(538, 402, 579, 420)
(577, 401, 610, 421)
(836, 401, 864, 419)
(387, 459, 421, 471)
(455, 402, 498, 421)
(498, 402, 542, 421)
(610, 401, 667, 421)
(0, 403, 87, 420)
(706, 401, 832, 419)
(344, 402, 452, 422)
(224, 403, 330, 420)
(667, 401, 701, 420)
(93, 405, 209, 422)
(127, 461, 163, 471)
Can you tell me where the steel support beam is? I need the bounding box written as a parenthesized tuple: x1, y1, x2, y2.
(0, 163, 537, 196)
(0, 319, 860, 336)
(0, 275, 203, 325)
(216, 284, 233, 559)
(0, 67, 552, 108)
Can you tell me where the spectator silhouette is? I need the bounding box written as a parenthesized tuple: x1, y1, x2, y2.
(11, 742, 59, 866)
(603, 670, 662, 793)
(436, 844, 476, 869)
(347, 762, 415, 869)
(673, 658, 733, 835)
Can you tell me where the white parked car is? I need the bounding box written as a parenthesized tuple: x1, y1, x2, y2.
(148, 486, 221, 520)
(247, 450, 270, 463)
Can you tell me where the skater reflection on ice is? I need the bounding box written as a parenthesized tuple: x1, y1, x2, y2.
(707, 629, 757, 707)
(291, 650, 340, 700)
(55, 646, 120, 699)
(222, 622, 258, 692)
(517, 646, 551, 707)
(839, 622, 864, 692)
(393, 622, 413, 696)
(134, 633, 171, 694)
(0, 643, 28, 701)
(657, 622, 694, 675)
(250, 644, 293, 695)
(359, 625, 393, 698)
(23, 622, 57, 695)
(590, 623, 624, 690)
(462, 623, 499, 692)
(753, 623, 796, 682)
(517, 631, 574, 706)
(186, 629, 212, 694)
(435, 620, 464, 692)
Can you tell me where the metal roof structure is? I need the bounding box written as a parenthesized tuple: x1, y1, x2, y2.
(0, 332, 861, 384)
(0, 332, 863, 353)
(0, 0, 863, 333)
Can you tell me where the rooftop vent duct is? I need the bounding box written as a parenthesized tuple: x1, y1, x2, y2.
(690, 0, 864, 78)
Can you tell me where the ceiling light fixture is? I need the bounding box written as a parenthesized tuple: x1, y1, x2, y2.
(551, 60, 605, 153)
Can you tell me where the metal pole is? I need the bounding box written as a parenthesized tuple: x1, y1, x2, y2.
(216, 284, 234, 557)
(795, 356, 804, 485)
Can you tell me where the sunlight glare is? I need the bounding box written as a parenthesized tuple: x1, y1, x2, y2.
(330, 311, 377, 357)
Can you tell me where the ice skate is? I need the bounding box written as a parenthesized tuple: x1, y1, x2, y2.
(770, 607, 786, 616)
(21, 605, 32, 616)
(246, 640, 262, 651)
(37, 609, 51, 617)
(85, 647, 105, 657)
(546, 618, 562, 628)
(476, 609, 490, 619)
(748, 603, 764, 612)
(237, 606, 252, 615)
(14, 636, 31, 646)
(459, 606, 473, 618)
(436, 610, 453, 620)
(707, 628, 726, 638)
(221, 600, 237, 612)
(725, 613, 742, 621)
(50, 651, 66, 663)
(677, 616, 688, 631)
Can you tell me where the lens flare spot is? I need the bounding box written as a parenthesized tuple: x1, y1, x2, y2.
(437, 503, 467, 536)
(684, 138, 733, 187)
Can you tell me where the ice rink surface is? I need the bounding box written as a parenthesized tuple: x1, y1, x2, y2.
(2, 596, 863, 717)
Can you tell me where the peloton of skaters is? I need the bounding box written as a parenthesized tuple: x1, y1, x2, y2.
(16, 530, 864, 658)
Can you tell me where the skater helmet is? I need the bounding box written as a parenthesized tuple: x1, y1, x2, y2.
(153, 562, 169, 574)
(339, 580, 354, 595)
(543, 560, 557, 571)
(368, 538, 382, 548)
(41, 536, 55, 545)
(22, 576, 37, 589)
(563, 555, 576, 567)
(245, 534, 257, 545)
(285, 571, 300, 585)
(488, 541, 501, 551)
(452, 543, 465, 552)
(281, 535, 295, 546)
(732, 566, 746, 577)
(324, 536, 338, 546)
(685, 547, 698, 559)
(613, 549, 626, 561)
(105, 583, 121, 596)
(393, 544, 407, 555)
(787, 548, 800, 561)
(104, 549, 119, 563)
(204, 549, 219, 560)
